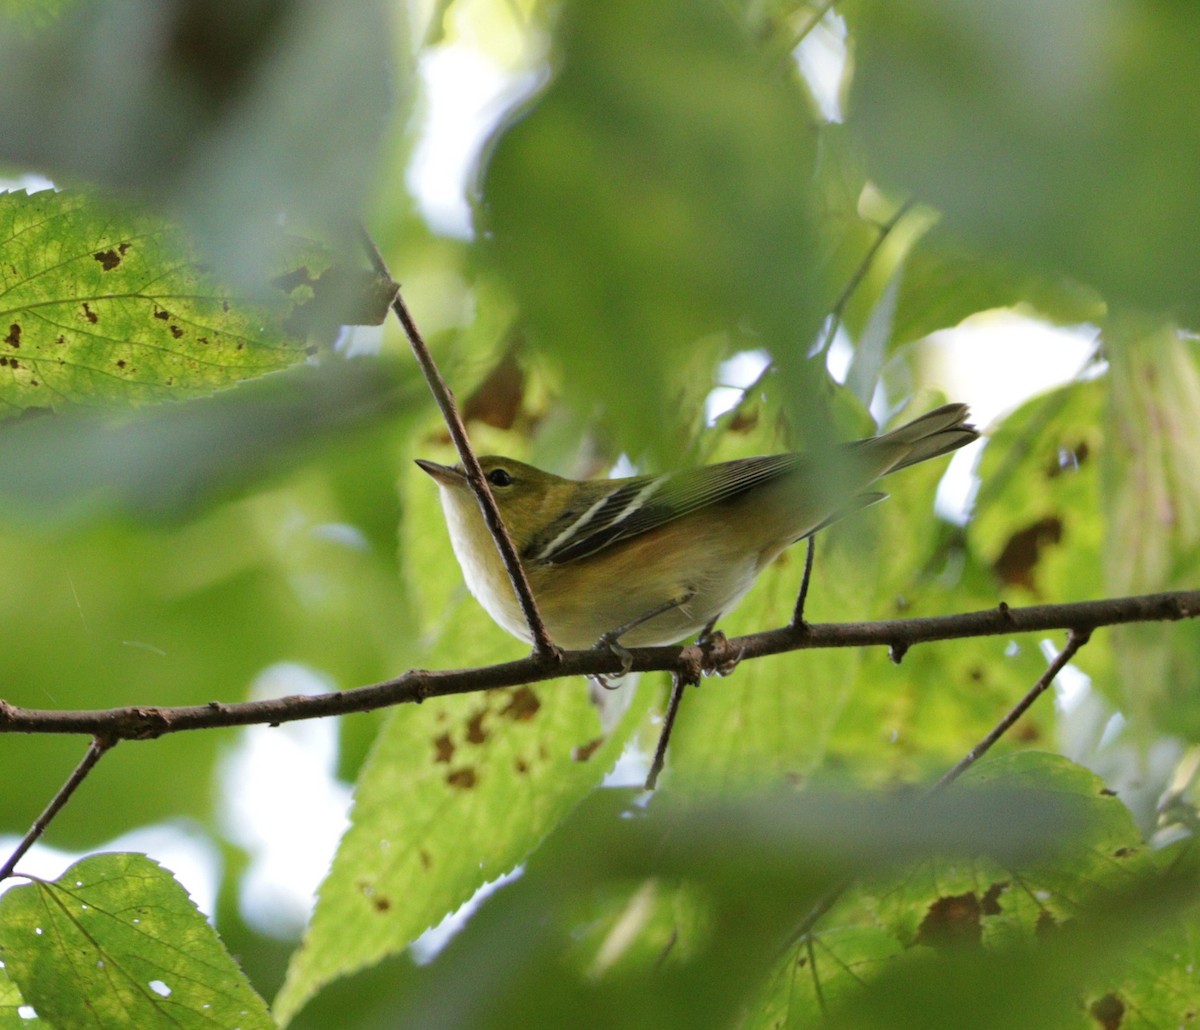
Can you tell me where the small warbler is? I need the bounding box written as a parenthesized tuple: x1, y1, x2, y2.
(417, 403, 977, 651)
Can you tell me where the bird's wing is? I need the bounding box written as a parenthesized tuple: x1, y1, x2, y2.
(527, 454, 802, 565)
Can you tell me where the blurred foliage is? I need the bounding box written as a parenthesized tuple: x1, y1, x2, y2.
(0, 0, 1199, 1027)
(479, 0, 833, 464)
(0, 0, 399, 285)
(850, 0, 1200, 322)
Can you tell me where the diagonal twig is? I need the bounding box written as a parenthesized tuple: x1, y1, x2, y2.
(357, 226, 560, 658)
(645, 671, 695, 791)
(816, 198, 915, 358)
(934, 628, 1092, 790)
(0, 736, 117, 881)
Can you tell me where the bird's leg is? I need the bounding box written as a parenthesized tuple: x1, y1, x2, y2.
(790, 535, 817, 628)
(696, 615, 721, 646)
(591, 590, 696, 689)
(695, 616, 742, 677)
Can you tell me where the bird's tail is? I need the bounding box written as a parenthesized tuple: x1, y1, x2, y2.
(880, 403, 979, 474)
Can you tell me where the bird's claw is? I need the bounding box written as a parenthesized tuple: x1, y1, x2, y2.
(698, 629, 742, 676)
(592, 629, 638, 686)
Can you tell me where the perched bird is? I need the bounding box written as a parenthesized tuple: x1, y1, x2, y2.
(417, 403, 977, 651)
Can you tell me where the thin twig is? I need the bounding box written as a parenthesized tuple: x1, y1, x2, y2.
(934, 628, 1091, 790)
(645, 673, 693, 791)
(817, 198, 915, 358)
(791, 536, 817, 627)
(0, 591, 1195, 739)
(789, 0, 839, 53)
(0, 736, 116, 881)
(357, 226, 559, 658)
(710, 196, 915, 442)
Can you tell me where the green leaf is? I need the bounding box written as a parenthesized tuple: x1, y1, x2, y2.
(851, 1, 1200, 319)
(0, 962, 37, 1027)
(274, 679, 652, 1025)
(752, 753, 1199, 1030)
(1103, 321, 1200, 738)
(891, 224, 1106, 346)
(0, 853, 272, 1029)
(0, 191, 323, 414)
(480, 0, 829, 461)
(381, 776, 1078, 1029)
(972, 379, 1106, 604)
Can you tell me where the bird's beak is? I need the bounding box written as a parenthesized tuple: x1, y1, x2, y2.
(415, 459, 466, 487)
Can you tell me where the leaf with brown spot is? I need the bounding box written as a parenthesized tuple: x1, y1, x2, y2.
(93, 247, 122, 271)
(1089, 992, 1125, 1030)
(1046, 439, 1089, 477)
(992, 515, 1064, 592)
(461, 348, 525, 430)
(502, 686, 541, 722)
(279, 509, 656, 1028)
(465, 709, 489, 745)
(0, 190, 331, 415)
(432, 733, 454, 764)
(915, 892, 982, 950)
(572, 737, 604, 762)
(445, 767, 477, 790)
(980, 881, 1008, 916)
(726, 406, 758, 434)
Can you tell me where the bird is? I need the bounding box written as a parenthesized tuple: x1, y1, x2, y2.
(417, 403, 977, 652)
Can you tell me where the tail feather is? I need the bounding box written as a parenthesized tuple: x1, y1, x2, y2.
(881, 403, 978, 474)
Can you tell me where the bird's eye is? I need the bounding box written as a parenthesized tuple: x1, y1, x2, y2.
(487, 468, 513, 487)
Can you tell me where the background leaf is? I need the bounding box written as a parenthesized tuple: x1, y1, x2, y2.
(480, 0, 830, 462)
(0, 0, 399, 284)
(851, 0, 1200, 320)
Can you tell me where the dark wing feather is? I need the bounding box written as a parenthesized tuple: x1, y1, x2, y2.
(533, 454, 803, 565)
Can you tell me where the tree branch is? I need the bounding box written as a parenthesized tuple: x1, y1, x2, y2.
(356, 227, 560, 658)
(0, 590, 1195, 739)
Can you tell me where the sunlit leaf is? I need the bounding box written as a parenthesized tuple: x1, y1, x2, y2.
(0, 853, 271, 1029)
(755, 754, 1200, 1030)
(0, 190, 330, 414)
(0, 962, 36, 1025)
